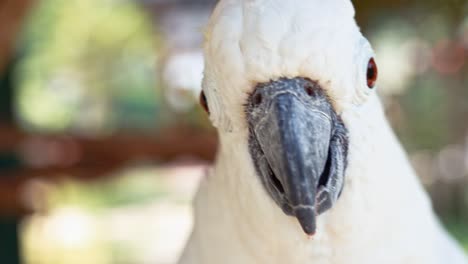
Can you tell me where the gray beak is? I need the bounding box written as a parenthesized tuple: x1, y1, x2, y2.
(247, 78, 348, 235)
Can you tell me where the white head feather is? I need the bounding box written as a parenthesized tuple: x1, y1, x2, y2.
(203, 0, 373, 133)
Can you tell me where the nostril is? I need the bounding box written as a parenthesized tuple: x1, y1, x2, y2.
(253, 93, 263, 106)
(304, 85, 315, 97)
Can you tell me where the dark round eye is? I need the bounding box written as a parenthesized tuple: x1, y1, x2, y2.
(199, 91, 209, 113)
(366, 57, 378, 88)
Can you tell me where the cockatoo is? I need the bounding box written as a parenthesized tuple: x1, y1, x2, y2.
(178, 0, 468, 263)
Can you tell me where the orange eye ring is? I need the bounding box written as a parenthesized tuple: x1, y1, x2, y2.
(199, 91, 209, 113)
(367, 57, 378, 89)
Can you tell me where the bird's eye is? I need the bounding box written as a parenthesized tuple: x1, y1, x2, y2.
(199, 91, 209, 114)
(366, 57, 378, 89)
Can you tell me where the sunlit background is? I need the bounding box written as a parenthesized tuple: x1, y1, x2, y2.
(0, 0, 467, 263)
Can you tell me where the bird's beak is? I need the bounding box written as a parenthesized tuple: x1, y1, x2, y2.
(247, 78, 348, 236)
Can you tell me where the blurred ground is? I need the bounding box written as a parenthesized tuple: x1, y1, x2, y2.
(21, 165, 205, 264)
(0, 0, 467, 263)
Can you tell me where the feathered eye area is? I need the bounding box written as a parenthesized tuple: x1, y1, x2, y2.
(366, 57, 378, 89)
(199, 91, 209, 114)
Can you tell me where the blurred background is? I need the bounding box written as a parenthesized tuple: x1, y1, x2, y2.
(0, 0, 466, 263)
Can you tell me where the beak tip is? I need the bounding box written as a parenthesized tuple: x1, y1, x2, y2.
(294, 207, 317, 236)
(302, 226, 317, 236)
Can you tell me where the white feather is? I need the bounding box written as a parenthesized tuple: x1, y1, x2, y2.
(178, 0, 468, 263)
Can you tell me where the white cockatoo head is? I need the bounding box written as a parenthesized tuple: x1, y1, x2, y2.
(199, 0, 379, 235)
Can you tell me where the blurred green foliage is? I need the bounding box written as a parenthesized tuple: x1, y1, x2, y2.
(15, 0, 160, 133)
(48, 170, 170, 210)
(445, 218, 468, 251)
(400, 77, 451, 151)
